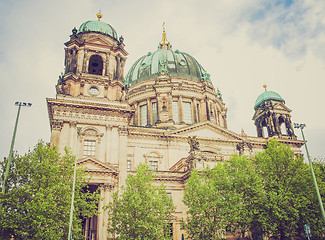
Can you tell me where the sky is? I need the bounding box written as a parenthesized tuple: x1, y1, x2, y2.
(0, 0, 324, 160)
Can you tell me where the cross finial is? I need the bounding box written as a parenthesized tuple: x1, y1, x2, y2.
(160, 22, 169, 49)
(263, 84, 267, 91)
(97, 10, 103, 21)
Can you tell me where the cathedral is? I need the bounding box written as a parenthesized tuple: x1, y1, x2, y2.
(46, 12, 303, 240)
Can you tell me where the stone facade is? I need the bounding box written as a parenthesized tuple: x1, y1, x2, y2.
(47, 15, 304, 240)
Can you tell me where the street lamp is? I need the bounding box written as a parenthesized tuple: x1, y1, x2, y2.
(68, 127, 81, 240)
(1, 102, 32, 196)
(294, 123, 325, 223)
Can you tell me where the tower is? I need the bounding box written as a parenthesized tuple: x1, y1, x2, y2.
(47, 13, 133, 240)
(252, 86, 296, 139)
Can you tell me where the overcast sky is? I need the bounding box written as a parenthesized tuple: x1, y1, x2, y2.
(0, 0, 324, 160)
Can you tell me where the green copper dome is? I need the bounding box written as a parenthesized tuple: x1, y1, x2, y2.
(254, 90, 285, 110)
(77, 20, 118, 39)
(124, 48, 212, 87)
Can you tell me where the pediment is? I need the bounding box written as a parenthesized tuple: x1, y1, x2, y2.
(77, 157, 118, 175)
(273, 102, 291, 112)
(86, 36, 113, 47)
(170, 121, 242, 141)
(253, 102, 292, 120)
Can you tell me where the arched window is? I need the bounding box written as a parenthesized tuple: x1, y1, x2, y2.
(88, 55, 103, 75)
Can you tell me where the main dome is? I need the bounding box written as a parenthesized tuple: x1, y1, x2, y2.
(124, 29, 212, 87)
(77, 13, 118, 40)
(254, 90, 285, 110)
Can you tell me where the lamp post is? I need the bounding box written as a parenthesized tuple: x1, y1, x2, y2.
(294, 123, 325, 223)
(1, 102, 32, 196)
(68, 127, 81, 240)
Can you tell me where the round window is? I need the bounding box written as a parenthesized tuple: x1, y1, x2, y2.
(89, 87, 99, 95)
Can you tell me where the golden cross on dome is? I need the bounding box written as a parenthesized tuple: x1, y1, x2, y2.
(161, 22, 168, 48)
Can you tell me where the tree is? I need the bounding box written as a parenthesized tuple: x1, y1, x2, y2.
(182, 164, 240, 240)
(253, 140, 325, 239)
(0, 141, 100, 240)
(182, 140, 325, 240)
(224, 155, 265, 239)
(107, 163, 175, 240)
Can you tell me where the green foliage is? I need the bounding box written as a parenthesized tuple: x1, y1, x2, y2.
(182, 140, 325, 240)
(0, 141, 100, 240)
(107, 163, 175, 240)
(225, 155, 265, 238)
(254, 140, 324, 239)
(182, 165, 239, 240)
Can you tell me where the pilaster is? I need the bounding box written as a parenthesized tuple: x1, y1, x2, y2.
(118, 127, 128, 187)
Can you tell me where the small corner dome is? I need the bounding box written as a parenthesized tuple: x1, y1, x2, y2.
(124, 48, 213, 87)
(254, 90, 285, 110)
(77, 13, 118, 40)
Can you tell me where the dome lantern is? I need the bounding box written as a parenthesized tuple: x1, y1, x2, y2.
(253, 86, 295, 139)
(77, 13, 118, 40)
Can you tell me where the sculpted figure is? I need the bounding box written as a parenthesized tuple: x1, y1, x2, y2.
(188, 136, 200, 151)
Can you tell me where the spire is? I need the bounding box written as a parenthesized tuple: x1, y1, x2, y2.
(97, 11, 103, 21)
(160, 22, 171, 49)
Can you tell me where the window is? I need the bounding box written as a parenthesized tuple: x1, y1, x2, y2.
(140, 104, 148, 126)
(83, 140, 96, 157)
(89, 86, 99, 96)
(88, 55, 103, 75)
(167, 192, 172, 198)
(152, 102, 158, 124)
(172, 101, 179, 123)
(149, 161, 158, 171)
(127, 160, 131, 171)
(183, 101, 192, 124)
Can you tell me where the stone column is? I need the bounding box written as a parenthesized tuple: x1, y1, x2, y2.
(157, 94, 161, 122)
(69, 121, 77, 155)
(200, 99, 206, 121)
(105, 52, 110, 77)
(101, 184, 111, 240)
(191, 98, 196, 124)
(134, 103, 139, 126)
(83, 49, 89, 73)
(110, 127, 119, 165)
(50, 120, 63, 148)
(119, 127, 128, 187)
(105, 125, 112, 163)
(97, 184, 105, 240)
(193, 98, 198, 123)
(120, 58, 126, 80)
(178, 96, 183, 123)
(167, 93, 173, 121)
(147, 98, 152, 125)
(115, 55, 121, 80)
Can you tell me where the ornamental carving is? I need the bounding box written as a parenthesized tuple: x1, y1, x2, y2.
(51, 120, 63, 131)
(236, 141, 253, 155)
(79, 127, 104, 142)
(187, 136, 200, 152)
(143, 151, 163, 164)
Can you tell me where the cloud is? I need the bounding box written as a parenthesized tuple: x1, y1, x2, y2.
(241, 0, 325, 62)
